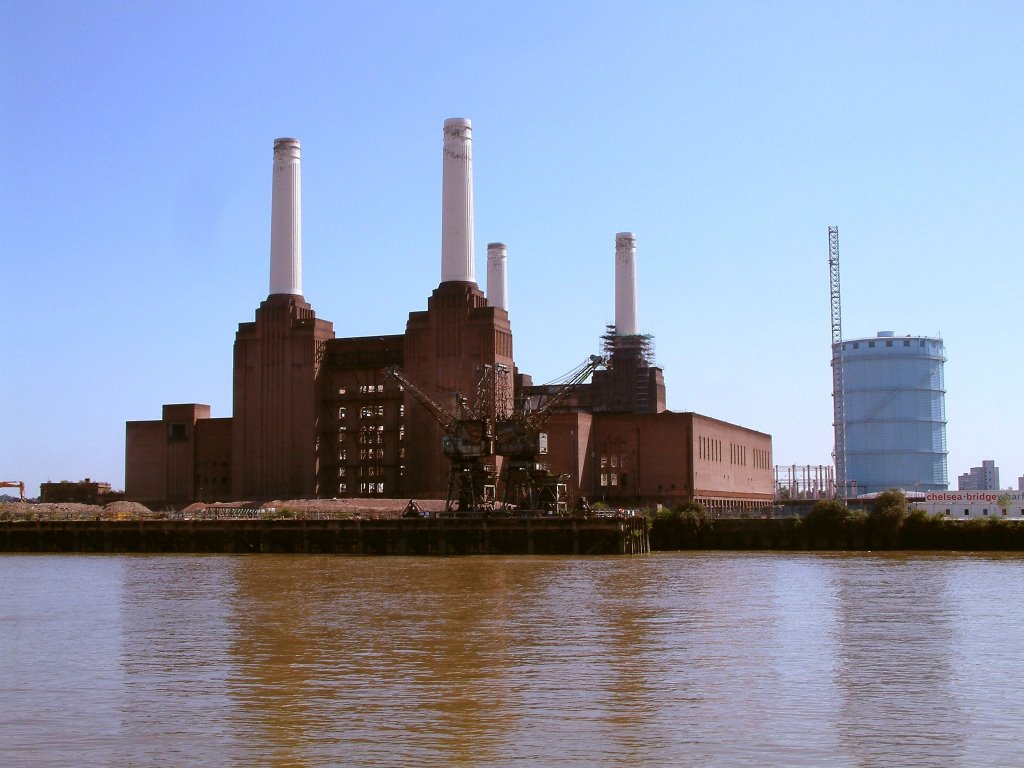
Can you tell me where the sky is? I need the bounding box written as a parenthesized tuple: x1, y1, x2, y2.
(2, 1, 1022, 497)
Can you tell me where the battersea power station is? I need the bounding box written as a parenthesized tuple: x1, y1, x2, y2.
(125, 119, 773, 513)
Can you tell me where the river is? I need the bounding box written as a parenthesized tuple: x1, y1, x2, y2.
(1, 552, 1021, 767)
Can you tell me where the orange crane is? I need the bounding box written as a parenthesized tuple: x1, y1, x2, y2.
(1, 481, 26, 501)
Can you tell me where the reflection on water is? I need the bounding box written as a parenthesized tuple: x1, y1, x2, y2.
(834, 556, 965, 766)
(2, 553, 1024, 767)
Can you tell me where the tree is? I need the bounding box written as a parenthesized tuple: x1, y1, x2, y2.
(867, 488, 908, 548)
(803, 499, 850, 546)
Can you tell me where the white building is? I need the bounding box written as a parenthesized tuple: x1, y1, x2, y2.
(915, 491, 1024, 519)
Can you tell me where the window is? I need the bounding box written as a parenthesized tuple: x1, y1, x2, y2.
(600, 473, 608, 487)
(610, 456, 618, 468)
(338, 467, 347, 477)
(610, 473, 618, 486)
(904, 340, 910, 347)
(167, 423, 188, 441)
(338, 407, 347, 420)
(964, 509, 969, 516)
(338, 450, 347, 461)
(338, 482, 347, 493)
(399, 404, 405, 417)
(338, 386, 347, 395)
(868, 341, 875, 348)
(886, 340, 893, 347)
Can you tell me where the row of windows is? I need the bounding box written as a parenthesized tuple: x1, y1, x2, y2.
(335, 479, 405, 496)
(337, 447, 403, 462)
(338, 465, 387, 478)
(752, 448, 770, 469)
(600, 472, 627, 487)
(336, 384, 406, 397)
(698, 436, 722, 462)
(196, 476, 229, 485)
(730, 443, 747, 466)
(842, 339, 940, 351)
(948, 508, 1024, 517)
(600, 454, 628, 469)
(337, 404, 405, 420)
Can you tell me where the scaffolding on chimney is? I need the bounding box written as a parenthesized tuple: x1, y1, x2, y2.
(600, 325, 656, 413)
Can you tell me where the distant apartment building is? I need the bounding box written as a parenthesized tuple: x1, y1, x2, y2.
(957, 460, 999, 491)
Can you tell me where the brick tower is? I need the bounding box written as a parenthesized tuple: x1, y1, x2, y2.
(402, 119, 514, 497)
(232, 138, 334, 500)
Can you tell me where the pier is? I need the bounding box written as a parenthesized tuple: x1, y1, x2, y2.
(0, 516, 649, 556)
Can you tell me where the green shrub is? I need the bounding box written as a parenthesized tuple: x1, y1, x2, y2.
(867, 489, 909, 548)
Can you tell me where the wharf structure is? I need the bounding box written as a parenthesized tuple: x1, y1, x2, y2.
(125, 119, 773, 513)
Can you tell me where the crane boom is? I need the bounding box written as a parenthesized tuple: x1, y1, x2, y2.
(828, 226, 848, 499)
(513, 355, 605, 436)
(383, 366, 459, 436)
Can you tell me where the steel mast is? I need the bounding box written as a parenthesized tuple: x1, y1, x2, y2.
(828, 226, 848, 499)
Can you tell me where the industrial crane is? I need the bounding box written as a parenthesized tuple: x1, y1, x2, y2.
(496, 355, 605, 514)
(828, 226, 848, 499)
(383, 365, 498, 514)
(1, 481, 26, 501)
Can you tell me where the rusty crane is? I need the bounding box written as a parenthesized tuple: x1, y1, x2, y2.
(495, 354, 605, 514)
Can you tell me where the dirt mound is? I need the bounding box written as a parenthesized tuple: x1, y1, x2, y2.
(264, 498, 447, 519)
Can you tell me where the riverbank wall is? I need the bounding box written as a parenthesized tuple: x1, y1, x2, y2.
(650, 515, 1024, 551)
(0, 516, 650, 556)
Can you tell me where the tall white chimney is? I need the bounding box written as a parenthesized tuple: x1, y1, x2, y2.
(440, 118, 475, 283)
(269, 138, 302, 296)
(487, 242, 508, 311)
(614, 232, 638, 335)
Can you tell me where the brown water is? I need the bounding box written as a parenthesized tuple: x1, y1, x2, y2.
(1, 552, 1022, 767)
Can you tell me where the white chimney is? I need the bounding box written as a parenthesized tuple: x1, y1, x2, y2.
(269, 138, 302, 296)
(615, 232, 638, 335)
(487, 242, 508, 311)
(440, 118, 475, 283)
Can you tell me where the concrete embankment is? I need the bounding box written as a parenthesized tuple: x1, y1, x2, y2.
(0, 516, 650, 556)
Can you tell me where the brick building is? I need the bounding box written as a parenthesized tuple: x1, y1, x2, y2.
(125, 120, 772, 512)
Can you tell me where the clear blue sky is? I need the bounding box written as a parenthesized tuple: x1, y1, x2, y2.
(2, 1, 1022, 497)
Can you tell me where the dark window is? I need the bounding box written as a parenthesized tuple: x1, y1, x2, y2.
(167, 423, 188, 441)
